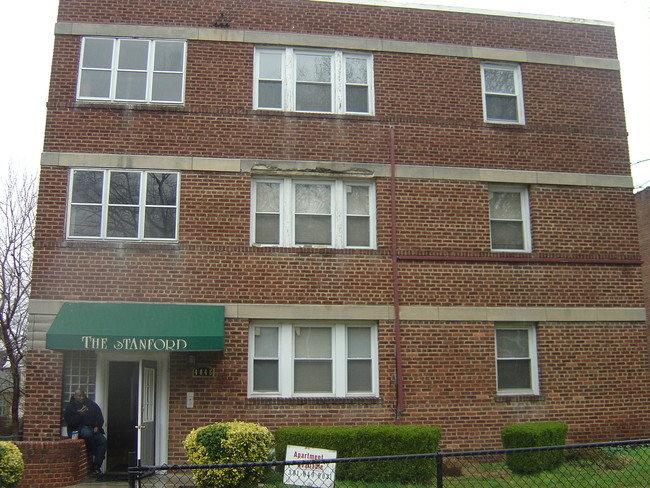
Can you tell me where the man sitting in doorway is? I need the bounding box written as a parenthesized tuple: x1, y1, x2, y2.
(64, 388, 107, 476)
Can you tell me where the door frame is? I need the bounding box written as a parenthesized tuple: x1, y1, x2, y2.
(96, 351, 169, 466)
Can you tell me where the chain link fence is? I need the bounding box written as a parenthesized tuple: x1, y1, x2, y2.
(128, 438, 650, 488)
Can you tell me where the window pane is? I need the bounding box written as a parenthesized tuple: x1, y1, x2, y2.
(258, 81, 282, 109)
(496, 329, 529, 358)
(152, 73, 183, 102)
(259, 52, 283, 79)
(486, 94, 518, 121)
(490, 192, 522, 219)
(118, 40, 149, 70)
(253, 360, 279, 391)
(79, 70, 112, 98)
(146, 173, 177, 206)
(348, 328, 371, 358)
(347, 186, 369, 215)
(484, 68, 515, 94)
(296, 83, 332, 112)
(154, 41, 184, 71)
(256, 215, 280, 244)
(296, 54, 331, 82)
(294, 361, 332, 392)
(82, 38, 114, 69)
(107, 207, 139, 237)
(295, 184, 330, 213)
(347, 360, 372, 392)
(116, 71, 147, 100)
(144, 208, 176, 238)
(294, 327, 331, 358)
(497, 360, 531, 389)
(491, 221, 524, 249)
(346, 85, 369, 113)
(347, 216, 369, 247)
(257, 182, 280, 212)
(295, 215, 331, 245)
(346, 58, 368, 84)
(72, 171, 104, 204)
(254, 327, 279, 357)
(70, 206, 101, 237)
(109, 172, 141, 205)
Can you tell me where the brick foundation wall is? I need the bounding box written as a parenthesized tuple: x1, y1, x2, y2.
(15, 439, 88, 488)
(23, 351, 64, 441)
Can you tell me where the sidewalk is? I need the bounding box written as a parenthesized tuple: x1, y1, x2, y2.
(63, 476, 129, 488)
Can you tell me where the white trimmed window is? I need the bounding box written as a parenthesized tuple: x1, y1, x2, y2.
(488, 185, 531, 252)
(67, 169, 179, 240)
(495, 323, 539, 395)
(252, 178, 376, 249)
(481, 63, 525, 124)
(249, 322, 378, 398)
(254, 47, 374, 114)
(77, 37, 186, 103)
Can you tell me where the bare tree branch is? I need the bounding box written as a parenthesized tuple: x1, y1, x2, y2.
(0, 164, 36, 435)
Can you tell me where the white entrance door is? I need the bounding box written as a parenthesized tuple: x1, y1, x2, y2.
(138, 360, 157, 465)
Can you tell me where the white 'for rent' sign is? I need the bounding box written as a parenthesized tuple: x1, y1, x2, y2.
(283, 445, 337, 488)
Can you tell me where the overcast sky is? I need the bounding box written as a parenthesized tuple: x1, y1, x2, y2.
(0, 0, 648, 186)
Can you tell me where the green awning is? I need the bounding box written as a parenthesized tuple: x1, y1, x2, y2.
(46, 302, 225, 351)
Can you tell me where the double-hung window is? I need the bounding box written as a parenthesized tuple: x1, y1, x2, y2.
(488, 185, 531, 252)
(495, 323, 539, 395)
(481, 63, 524, 124)
(254, 47, 374, 114)
(67, 169, 179, 240)
(77, 37, 186, 103)
(252, 178, 375, 249)
(249, 322, 378, 398)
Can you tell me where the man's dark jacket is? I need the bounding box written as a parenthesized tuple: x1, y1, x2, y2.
(63, 396, 105, 436)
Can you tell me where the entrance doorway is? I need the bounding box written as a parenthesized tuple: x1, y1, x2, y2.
(106, 362, 138, 472)
(105, 360, 158, 472)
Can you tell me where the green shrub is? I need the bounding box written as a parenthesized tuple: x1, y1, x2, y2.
(501, 422, 568, 474)
(0, 441, 24, 488)
(183, 420, 274, 488)
(275, 424, 442, 483)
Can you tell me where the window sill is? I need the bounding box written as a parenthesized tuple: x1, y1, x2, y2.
(62, 240, 180, 250)
(73, 101, 188, 112)
(494, 394, 545, 403)
(246, 396, 382, 405)
(253, 109, 374, 120)
(483, 121, 526, 129)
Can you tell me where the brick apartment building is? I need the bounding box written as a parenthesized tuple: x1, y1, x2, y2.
(24, 0, 650, 472)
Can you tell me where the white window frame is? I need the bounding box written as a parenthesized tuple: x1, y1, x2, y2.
(488, 185, 531, 252)
(66, 168, 180, 241)
(248, 321, 379, 398)
(253, 47, 374, 114)
(481, 63, 525, 124)
(251, 177, 376, 249)
(495, 323, 539, 396)
(77, 37, 187, 104)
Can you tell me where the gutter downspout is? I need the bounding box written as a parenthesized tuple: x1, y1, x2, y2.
(389, 124, 405, 421)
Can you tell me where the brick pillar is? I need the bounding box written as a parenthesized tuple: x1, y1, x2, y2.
(23, 350, 64, 440)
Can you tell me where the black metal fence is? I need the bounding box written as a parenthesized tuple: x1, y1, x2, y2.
(129, 438, 650, 488)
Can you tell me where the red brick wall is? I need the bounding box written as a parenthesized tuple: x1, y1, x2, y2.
(44, 37, 628, 175)
(15, 439, 88, 488)
(55, 0, 617, 58)
(32, 168, 643, 306)
(163, 318, 650, 461)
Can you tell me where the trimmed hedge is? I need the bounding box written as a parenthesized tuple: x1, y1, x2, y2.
(0, 441, 23, 488)
(501, 421, 568, 474)
(183, 421, 274, 488)
(275, 425, 441, 483)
